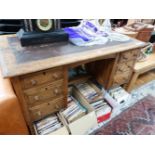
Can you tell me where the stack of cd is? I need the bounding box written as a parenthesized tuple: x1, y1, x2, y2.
(91, 100, 111, 118)
(74, 82, 102, 102)
(34, 114, 62, 135)
(62, 95, 87, 123)
(109, 86, 130, 104)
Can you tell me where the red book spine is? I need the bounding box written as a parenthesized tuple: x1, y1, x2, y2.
(97, 112, 111, 123)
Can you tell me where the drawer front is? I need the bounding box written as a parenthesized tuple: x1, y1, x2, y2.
(29, 97, 65, 121)
(119, 49, 140, 62)
(21, 68, 63, 89)
(112, 70, 133, 86)
(24, 82, 64, 105)
(117, 60, 135, 72)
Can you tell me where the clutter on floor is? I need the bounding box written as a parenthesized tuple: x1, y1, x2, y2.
(34, 113, 68, 135)
(61, 95, 87, 123)
(94, 95, 155, 135)
(74, 80, 112, 123)
(89, 79, 155, 134)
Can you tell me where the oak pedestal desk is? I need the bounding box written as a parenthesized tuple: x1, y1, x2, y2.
(0, 35, 146, 134)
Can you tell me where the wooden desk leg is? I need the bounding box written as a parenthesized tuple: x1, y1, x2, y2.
(127, 72, 139, 92)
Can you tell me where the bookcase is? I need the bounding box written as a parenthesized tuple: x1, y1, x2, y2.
(0, 34, 146, 134)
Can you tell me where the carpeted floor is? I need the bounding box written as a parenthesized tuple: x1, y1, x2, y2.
(131, 80, 155, 103)
(94, 95, 155, 135)
(88, 80, 155, 134)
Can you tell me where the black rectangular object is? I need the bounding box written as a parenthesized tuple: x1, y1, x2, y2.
(17, 29, 69, 46)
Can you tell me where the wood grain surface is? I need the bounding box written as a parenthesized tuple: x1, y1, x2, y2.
(0, 34, 146, 78)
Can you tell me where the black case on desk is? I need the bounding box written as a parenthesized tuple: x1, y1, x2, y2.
(17, 29, 69, 46)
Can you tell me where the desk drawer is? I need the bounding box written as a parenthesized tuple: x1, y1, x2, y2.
(113, 70, 133, 86)
(21, 67, 63, 89)
(24, 81, 64, 105)
(119, 49, 139, 62)
(117, 60, 135, 72)
(29, 97, 65, 121)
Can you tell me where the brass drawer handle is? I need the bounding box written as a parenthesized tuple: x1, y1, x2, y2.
(34, 95, 39, 101)
(36, 111, 41, 116)
(55, 104, 60, 110)
(31, 79, 37, 85)
(53, 73, 59, 79)
(54, 88, 59, 95)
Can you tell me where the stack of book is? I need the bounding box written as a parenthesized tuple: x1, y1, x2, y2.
(74, 82, 102, 102)
(91, 100, 112, 123)
(34, 114, 62, 135)
(62, 95, 87, 123)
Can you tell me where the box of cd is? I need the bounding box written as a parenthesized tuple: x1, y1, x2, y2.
(59, 87, 98, 135)
(33, 113, 69, 135)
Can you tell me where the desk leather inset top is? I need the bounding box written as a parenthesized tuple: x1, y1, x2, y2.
(0, 34, 146, 78)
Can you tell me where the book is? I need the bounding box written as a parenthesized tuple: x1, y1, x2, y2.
(91, 100, 111, 118)
(35, 115, 58, 129)
(74, 82, 103, 102)
(35, 114, 63, 135)
(38, 123, 62, 135)
(109, 87, 130, 104)
(95, 104, 111, 117)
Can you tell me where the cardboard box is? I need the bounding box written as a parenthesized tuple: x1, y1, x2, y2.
(33, 113, 69, 135)
(59, 87, 98, 135)
(104, 87, 132, 117)
(74, 80, 103, 103)
(74, 82, 112, 123)
(104, 91, 121, 115)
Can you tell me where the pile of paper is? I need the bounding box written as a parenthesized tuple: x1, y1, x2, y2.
(34, 114, 62, 135)
(62, 95, 87, 123)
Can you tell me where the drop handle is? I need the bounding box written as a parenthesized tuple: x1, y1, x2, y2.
(55, 104, 60, 109)
(54, 88, 59, 95)
(31, 79, 37, 85)
(53, 73, 59, 79)
(34, 95, 39, 101)
(37, 111, 41, 116)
